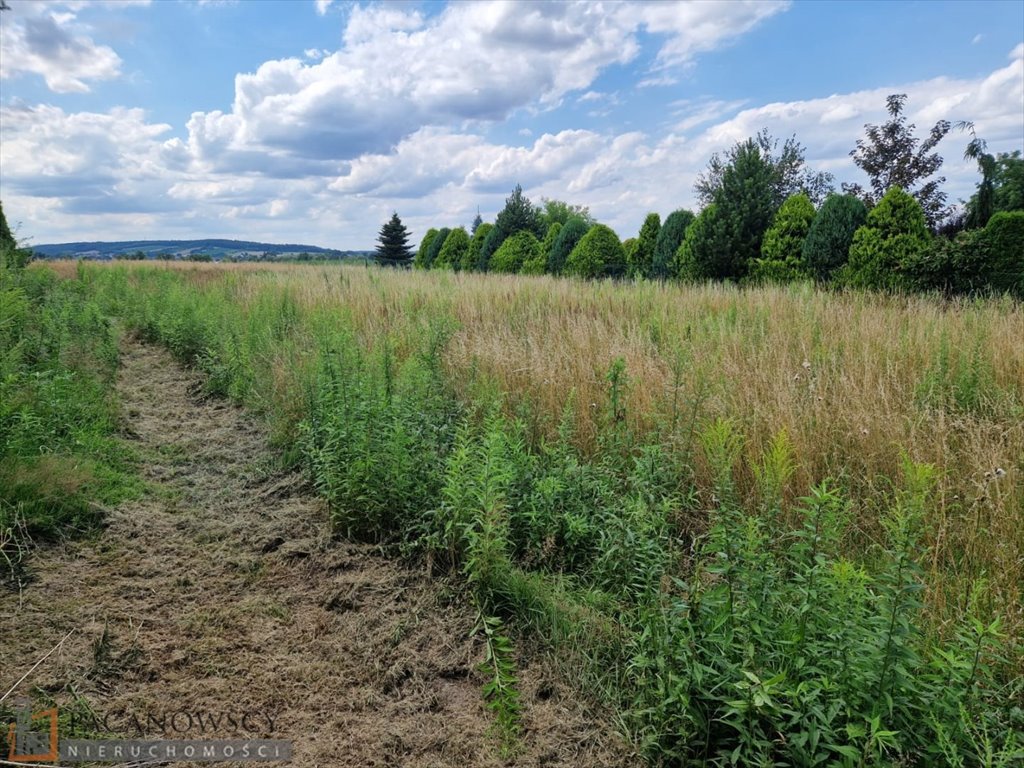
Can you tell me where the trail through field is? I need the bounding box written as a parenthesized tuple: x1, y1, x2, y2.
(2, 337, 630, 767)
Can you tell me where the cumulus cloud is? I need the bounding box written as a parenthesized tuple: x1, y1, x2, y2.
(0, 0, 123, 92)
(180, 0, 788, 169)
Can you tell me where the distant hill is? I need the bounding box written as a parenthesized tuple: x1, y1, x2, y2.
(31, 239, 373, 262)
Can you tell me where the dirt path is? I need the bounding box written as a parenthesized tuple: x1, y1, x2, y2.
(2, 338, 631, 767)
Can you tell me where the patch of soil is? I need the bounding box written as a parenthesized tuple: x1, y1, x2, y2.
(1, 338, 635, 766)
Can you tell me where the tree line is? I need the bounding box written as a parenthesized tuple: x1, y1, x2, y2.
(376, 93, 1023, 297)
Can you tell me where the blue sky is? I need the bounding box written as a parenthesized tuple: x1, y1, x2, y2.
(1, 0, 1022, 248)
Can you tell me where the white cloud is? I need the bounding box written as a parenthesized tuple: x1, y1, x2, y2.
(179, 0, 787, 169)
(314, 0, 333, 16)
(0, 0, 123, 92)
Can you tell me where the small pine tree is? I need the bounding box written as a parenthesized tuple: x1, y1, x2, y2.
(751, 193, 815, 283)
(435, 227, 470, 271)
(540, 222, 562, 272)
(653, 209, 695, 279)
(629, 213, 661, 279)
(490, 230, 542, 274)
(548, 216, 589, 275)
(843, 187, 931, 290)
(471, 208, 483, 234)
(565, 224, 626, 279)
(466, 222, 493, 271)
(374, 212, 414, 267)
(479, 184, 543, 269)
(802, 194, 867, 281)
(424, 228, 451, 269)
(674, 204, 734, 281)
(414, 228, 439, 270)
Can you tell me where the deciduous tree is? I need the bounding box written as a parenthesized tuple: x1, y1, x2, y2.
(843, 94, 951, 229)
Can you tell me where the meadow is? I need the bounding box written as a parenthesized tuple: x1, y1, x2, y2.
(44, 259, 1024, 763)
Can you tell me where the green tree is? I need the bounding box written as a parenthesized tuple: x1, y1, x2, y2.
(628, 213, 661, 279)
(674, 204, 733, 281)
(374, 211, 415, 267)
(843, 187, 931, 290)
(801, 193, 868, 281)
(623, 238, 639, 273)
(479, 184, 543, 269)
(696, 129, 833, 208)
(981, 211, 1024, 296)
(751, 193, 815, 283)
(414, 228, 439, 270)
(653, 209, 695, 279)
(844, 94, 951, 229)
(993, 152, 1024, 213)
(538, 198, 593, 229)
(565, 224, 626, 279)
(490, 230, 542, 274)
(548, 216, 590, 275)
(966, 151, 1024, 222)
(467, 222, 493, 271)
(435, 226, 470, 271)
(424, 228, 451, 269)
(471, 209, 483, 234)
(540, 222, 562, 271)
(0, 200, 16, 251)
(690, 138, 777, 281)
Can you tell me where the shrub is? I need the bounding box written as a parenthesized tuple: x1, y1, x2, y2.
(751, 192, 815, 283)
(435, 226, 470, 271)
(802, 193, 868, 281)
(424, 228, 451, 270)
(674, 204, 733, 281)
(548, 217, 590, 275)
(466, 222, 493, 272)
(414, 228, 439, 270)
(629, 213, 661, 279)
(843, 187, 931, 290)
(540, 222, 562, 272)
(982, 210, 1024, 296)
(565, 224, 626, 279)
(653, 209, 694, 279)
(490, 231, 542, 274)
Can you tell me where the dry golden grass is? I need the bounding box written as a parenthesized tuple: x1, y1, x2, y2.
(61, 259, 1024, 641)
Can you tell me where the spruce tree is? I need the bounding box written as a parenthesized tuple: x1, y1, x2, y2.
(374, 212, 414, 267)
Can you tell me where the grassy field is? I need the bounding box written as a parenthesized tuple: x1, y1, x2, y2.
(57, 259, 1023, 764)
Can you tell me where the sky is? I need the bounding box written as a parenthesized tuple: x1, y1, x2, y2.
(1, 0, 1022, 249)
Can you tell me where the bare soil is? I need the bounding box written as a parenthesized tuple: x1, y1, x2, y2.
(1, 338, 634, 767)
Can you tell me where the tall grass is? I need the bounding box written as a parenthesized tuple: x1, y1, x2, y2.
(1, 258, 138, 585)
(77, 260, 1023, 764)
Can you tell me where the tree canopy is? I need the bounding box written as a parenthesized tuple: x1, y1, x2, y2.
(843, 94, 951, 230)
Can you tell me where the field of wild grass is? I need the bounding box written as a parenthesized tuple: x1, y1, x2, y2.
(66, 259, 1023, 764)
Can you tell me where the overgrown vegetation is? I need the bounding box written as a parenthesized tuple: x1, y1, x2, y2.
(78, 261, 1023, 764)
(0, 243, 137, 587)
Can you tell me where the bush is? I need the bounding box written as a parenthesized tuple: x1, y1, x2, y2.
(843, 187, 931, 290)
(491, 231, 542, 274)
(674, 204, 733, 281)
(466, 222, 493, 272)
(802, 193, 867, 281)
(565, 224, 626, 279)
(434, 226, 470, 271)
(653, 209, 694, 279)
(540, 222, 562, 273)
(424, 228, 451, 270)
(628, 213, 660, 279)
(548, 217, 589, 275)
(982, 210, 1024, 296)
(751, 192, 815, 283)
(414, 228, 439, 270)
